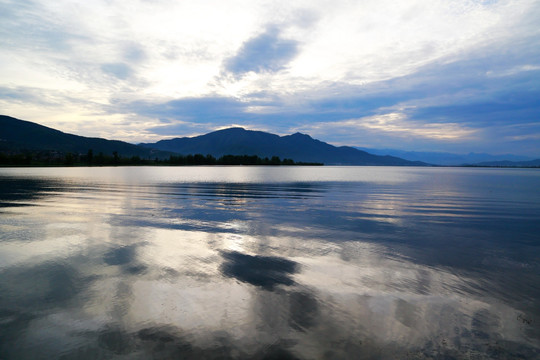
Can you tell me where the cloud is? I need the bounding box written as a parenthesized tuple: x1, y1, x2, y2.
(294, 112, 477, 144)
(101, 63, 134, 80)
(486, 64, 540, 78)
(122, 43, 147, 63)
(356, 113, 476, 140)
(123, 97, 246, 121)
(0, 0, 87, 53)
(410, 92, 540, 127)
(0, 86, 45, 104)
(224, 26, 299, 75)
(0, 85, 99, 109)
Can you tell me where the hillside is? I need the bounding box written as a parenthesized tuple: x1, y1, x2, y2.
(0, 115, 169, 159)
(140, 127, 427, 166)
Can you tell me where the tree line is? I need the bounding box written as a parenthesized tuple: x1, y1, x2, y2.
(0, 150, 322, 166)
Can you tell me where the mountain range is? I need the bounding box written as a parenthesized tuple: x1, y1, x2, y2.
(0, 115, 425, 165)
(1, 115, 537, 166)
(355, 147, 536, 166)
(139, 127, 427, 166)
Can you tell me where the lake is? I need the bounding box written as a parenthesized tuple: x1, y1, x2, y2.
(0, 166, 539, 359)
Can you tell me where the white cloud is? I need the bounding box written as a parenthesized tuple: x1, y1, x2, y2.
(486, 64, 540, 77)
(293, 112, 477, 145)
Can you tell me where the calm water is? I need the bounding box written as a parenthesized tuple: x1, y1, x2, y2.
(0, 166, 539, 359)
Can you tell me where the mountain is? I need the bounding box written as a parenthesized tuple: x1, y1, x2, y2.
(355, 147, 534, 166)
(140, 127, 427, 166)
(0, 115, 429, 165)
(0, 115, 169, 159)
(468, 159, 540, 167)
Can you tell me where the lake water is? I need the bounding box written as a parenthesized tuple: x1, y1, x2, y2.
(0, 166, 539, 359)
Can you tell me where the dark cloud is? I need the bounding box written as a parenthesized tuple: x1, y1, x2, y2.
(410, 88, 540, 126)
(118, 94, 391, 138)
(224, 27, 299, 75)
(124, 96, 245, 121)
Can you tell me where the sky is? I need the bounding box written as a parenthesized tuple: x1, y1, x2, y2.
(1, 0, 539, 156)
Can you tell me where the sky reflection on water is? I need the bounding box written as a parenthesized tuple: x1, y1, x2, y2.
(0, 167, 539, 359)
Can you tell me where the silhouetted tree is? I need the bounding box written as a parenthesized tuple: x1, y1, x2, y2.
(96, 152, 105, 165)
(64, 152, 75, 165)
(86, 149, 93, 165)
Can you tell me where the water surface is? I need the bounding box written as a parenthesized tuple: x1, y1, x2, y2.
(0, 166, 539, 359)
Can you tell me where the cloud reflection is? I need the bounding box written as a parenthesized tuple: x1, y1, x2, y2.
(0, 177, 62, 208)
(220, 251, 298, 290)
(104, 245, 138, 266)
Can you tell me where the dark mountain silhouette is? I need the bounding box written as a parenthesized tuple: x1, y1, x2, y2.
(0, 115, 169, 158)
(140, 127, 427, 166)
(1, 115, 428, 165)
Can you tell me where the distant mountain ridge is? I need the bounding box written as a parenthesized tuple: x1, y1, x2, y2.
(468, 159, 540, 167)
(355, 147, 535, 166)
(140, 127, 427, 166)
(0, 115, 169, 159)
